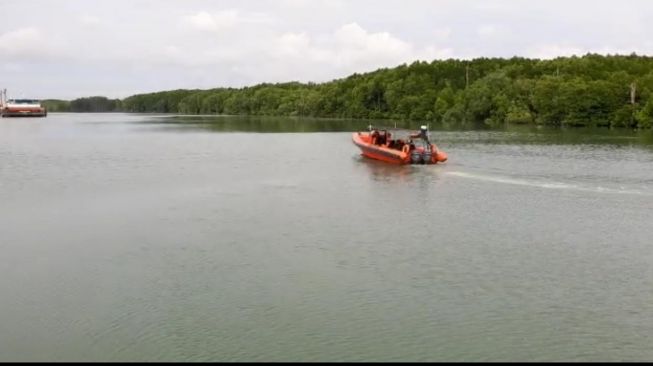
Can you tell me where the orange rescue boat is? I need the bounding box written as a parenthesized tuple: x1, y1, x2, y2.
(352, 127, 447, 165)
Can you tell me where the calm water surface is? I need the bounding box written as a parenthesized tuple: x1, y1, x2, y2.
(1, 113, 652, 361)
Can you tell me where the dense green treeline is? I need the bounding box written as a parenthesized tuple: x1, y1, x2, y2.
(50, 54, 653, 128)
(41, 96, 122, 112)
(40, 99, 70, 112)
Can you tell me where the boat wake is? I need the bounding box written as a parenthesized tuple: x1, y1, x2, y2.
(445, 171, 652, 196)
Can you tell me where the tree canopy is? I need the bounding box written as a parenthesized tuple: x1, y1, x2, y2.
(42, 96, 122, 112)
(48, 54, 653, 128)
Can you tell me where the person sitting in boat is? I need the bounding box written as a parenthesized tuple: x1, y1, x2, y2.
(370, 129, 380, 145)
(376, 130, 388, 146)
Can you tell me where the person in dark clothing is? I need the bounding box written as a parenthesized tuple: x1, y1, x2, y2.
(410, 125, 430, 144)
(370, 129, 379, 145)
(377, 130, 387, 145)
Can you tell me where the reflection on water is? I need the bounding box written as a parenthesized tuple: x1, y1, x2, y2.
(149, 114, 653, 149)
(355, 156, 445, 186)
(150, 115, 374, 133)
(438, 125, 653, 149)
(355, 157, 411, 181)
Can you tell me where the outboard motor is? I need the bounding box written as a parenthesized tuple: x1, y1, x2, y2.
(410, 150, 423, 164)
(422, 149, 431, 164)
(410, 144, 434, 164)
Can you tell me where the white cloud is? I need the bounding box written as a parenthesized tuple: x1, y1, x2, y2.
(477, 25, 503, 38)
(274, 32, 312, 57)
(3, 0, 653, 99)
(334, 23, 410, 53)
(182, 11, 224, 32)
(422, 46, 455, 60)
(325, 22, 419, 71)
(0, 28, 50, 59)
(2, 63, 24, 72)
(259, 23, 450, 83)
(166, 22, 422, 84)
(79, 15, 101, 27)
(432, 28, 452, 41)
(527, 44, 587, 59)
(180, 10, 274, 33)
(272, 24, 414, 67)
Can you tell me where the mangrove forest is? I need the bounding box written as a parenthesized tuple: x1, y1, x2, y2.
(43, 54, 653, 129)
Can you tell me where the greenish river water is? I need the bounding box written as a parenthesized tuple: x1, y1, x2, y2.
(1, 113, 652, 361)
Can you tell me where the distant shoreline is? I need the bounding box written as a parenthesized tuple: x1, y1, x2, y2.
(42, 54, 653, 129)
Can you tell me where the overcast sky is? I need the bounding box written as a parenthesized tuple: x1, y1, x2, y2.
(2, 0, 653, 99)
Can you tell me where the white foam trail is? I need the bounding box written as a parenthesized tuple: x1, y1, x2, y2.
(445, 171, 651, 196)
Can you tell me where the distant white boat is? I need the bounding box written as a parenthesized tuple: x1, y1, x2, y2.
(1, 89, 47, 117)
